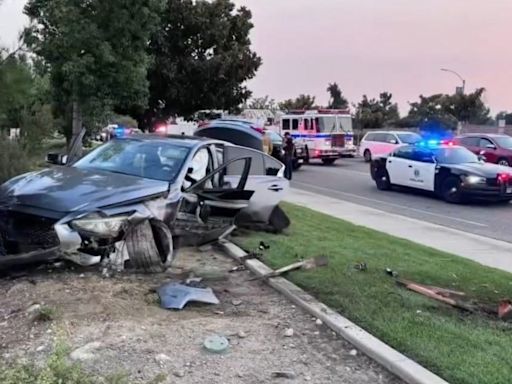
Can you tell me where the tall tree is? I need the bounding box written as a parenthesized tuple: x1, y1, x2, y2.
(496, 111, 512, 125)
(326, 83, 348, 109)
(144, 0, 261, 127)
(278, 94, 317, 111)
(23, 0, 162, 147)
(354, 92, 400, 129)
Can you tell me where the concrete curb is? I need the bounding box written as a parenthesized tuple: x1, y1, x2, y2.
(219, 240, 450, 384)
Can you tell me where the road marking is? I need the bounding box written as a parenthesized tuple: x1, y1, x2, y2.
(292, 181, 489, 228)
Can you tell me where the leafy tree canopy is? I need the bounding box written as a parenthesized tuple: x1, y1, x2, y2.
(327, 82, 348, 109)
(354, 92, 400, 129)
(144, 0, 261, 126)
(278, 94, 317, 111)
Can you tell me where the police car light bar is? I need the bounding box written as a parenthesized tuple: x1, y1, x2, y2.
(416, 139, 454, 147)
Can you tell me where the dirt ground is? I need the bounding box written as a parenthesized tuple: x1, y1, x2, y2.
(0, 247, 403, 384)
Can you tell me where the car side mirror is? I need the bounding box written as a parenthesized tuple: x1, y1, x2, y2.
(486, 144, 496, 150)
(46, 153, 68, 166)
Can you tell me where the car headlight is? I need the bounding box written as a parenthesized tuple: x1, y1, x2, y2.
(71, 213, 130, 237)
(464, 175, 486, 184)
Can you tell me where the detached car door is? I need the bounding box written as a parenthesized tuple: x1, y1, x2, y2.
(221, 145, 289, 224)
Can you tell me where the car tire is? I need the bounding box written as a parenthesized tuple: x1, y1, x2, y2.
(498, 158, 510, 167)
(375, 170, 391, 190)
(441, 176, 463, 204)
(364, 149, 372, 163)
(322, 158, 336, 165)
(126, 220, 173, 273)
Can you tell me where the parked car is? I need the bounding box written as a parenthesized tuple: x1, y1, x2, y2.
(359, 131, 422, 162)
(0, 135, 288, 270)
(454, 134, 512, 167)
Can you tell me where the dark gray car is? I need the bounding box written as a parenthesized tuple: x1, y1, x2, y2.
(0, 135, 284, 271)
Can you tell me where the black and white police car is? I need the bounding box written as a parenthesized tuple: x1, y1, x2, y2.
(370, 140, 512, 203)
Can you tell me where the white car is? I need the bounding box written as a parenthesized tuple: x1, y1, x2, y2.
(359, 131, 421, 162)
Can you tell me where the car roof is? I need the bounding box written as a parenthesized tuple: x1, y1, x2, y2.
(365, 130, 419, 135)
(123, 133, 219, 148)
(458, 133, 507, 138)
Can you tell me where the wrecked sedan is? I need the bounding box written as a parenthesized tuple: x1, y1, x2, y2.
(0, 135, 289, 271)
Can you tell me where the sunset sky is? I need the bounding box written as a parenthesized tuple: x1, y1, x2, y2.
(2, 0, 511, 114)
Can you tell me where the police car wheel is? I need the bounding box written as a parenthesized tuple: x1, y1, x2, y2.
(364, 150, 372, 162)
(498, 158, 510, 167)
(375, 170, 391, 190)
(441, 176, 463, 204)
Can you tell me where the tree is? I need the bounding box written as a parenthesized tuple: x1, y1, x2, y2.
(398, 88, 491, 130)
(246, 96, 277, 111)
(326, 83, 348, 109)
(278, 94, 317, 111)
(496, 111, 512, 125)
(23, 0, 162, 148)
(0, 53, 34, 128)
(354, 92, 400, 129)
(143, 0, 262, 127)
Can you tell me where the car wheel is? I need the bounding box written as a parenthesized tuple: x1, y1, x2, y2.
(126, 220, 173, 273)
(322, 158, 336, 165)
(441, 176, 463, 204)
(498, 158, 510, 167)
(375, 170, 391, 190)
(364, 149, 372, 162)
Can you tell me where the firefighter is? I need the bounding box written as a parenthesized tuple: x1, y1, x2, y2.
(283, 132, 295, 180)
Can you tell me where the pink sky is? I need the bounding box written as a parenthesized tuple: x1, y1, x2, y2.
(2, 0, 511, 114)
(233, 0, 512, 114)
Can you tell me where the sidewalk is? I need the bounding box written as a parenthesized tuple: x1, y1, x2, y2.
(286, 188, 512, 274)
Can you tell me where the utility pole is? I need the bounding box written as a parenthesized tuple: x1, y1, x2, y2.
(441, 68, 466, 95)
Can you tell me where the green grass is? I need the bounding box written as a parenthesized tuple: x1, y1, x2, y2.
(238, 203, 512, 384)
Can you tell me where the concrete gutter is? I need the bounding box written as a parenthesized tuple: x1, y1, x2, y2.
(220, 240, 450, 384)
(286, 188, 512, 274)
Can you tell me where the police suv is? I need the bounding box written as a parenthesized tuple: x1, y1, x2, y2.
(370, 140, 512, 203)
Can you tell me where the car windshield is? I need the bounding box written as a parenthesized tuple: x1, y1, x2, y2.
(266, 130, 283, 143)
(494, 136, 512, 149)
(397, 133, 421, 144)
(74, 139, 191, 182)
(432, 147, 479, 164)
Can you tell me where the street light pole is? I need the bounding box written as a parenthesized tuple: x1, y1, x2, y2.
(441, 68, 466, 94)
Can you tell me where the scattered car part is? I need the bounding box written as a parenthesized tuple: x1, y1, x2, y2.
(157, 282, 219, 310)
(203, 334, 229, 354)
(498, 299, 512, 320)
(354, 262, 368, 272)
(250, 256, 329, 281)
(258, 241, 270, 250)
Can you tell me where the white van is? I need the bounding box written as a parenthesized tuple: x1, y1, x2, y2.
(359, 131, 421, 162)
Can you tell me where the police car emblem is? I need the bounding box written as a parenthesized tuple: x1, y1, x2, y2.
(414, 169, 420, 177)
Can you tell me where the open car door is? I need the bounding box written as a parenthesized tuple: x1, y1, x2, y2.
(174, 155, 255, 244)
(222, 145, 289, 224)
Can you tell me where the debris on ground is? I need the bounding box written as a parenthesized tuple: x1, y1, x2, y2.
(315, 319, 323, 326)
(250, 256, 329, 281)
(231, 299, 243, 306)
(259, 241, 271, 251)
(349, 349, 358, 356)
(203, 334, 229, 354)
(271, 371, 296, 379)
(354, 262, 368, 272)
(237, 330, 248, 339)
(284, 328, 294, 337)
(229, 265, 246, 273)
(391, 273, 512, 321)
(70, 341, 103, 362)
(385, 268, 398, 278)
(157, 281, 219, 310)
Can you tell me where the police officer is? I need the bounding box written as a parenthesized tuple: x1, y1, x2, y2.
(283, 132, 295, 180)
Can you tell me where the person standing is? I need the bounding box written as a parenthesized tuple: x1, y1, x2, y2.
(283, 132, 295, 180)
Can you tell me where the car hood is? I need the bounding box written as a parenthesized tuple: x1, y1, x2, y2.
(0, 167, 170, 214)
(448, 162, 511, 177)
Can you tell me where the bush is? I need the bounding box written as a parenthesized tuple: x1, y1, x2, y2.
(0, 138, 33, 184)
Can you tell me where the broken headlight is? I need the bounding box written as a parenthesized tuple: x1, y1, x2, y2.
(71, 213, 129, 238)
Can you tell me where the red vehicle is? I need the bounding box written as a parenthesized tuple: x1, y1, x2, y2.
(454, 134, 512, 167)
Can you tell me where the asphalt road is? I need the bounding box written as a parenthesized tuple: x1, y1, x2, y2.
(292, 158, 512, 243)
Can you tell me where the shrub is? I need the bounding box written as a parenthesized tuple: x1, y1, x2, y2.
(0, 137, 33, 184)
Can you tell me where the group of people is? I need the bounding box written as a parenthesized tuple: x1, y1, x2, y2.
(262, 131, 295, 181)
